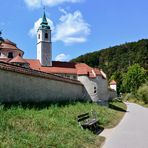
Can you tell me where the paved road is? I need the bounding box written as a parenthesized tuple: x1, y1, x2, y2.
(101, 102, 148, 148)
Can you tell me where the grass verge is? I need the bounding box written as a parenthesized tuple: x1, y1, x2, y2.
(124, 98, 148, 108)
(0, 101, 126, 148)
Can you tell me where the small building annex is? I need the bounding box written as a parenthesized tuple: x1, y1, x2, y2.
(0, 12, 116, 103)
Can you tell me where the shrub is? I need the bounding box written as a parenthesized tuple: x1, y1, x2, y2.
(124, 93, 136, 101)
(137, 82, 148, 104)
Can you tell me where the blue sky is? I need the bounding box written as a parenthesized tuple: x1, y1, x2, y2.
(0, 0, 148, 61)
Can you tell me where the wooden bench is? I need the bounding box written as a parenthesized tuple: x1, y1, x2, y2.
(77, 112, 99, 134)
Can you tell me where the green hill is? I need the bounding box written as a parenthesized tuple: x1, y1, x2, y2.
(71, 39, 148, 77)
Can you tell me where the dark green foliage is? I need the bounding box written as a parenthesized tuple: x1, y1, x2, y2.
(71, 39, 148, 77)
(122, 64, 147, 93)
(123, 82, 148, 106)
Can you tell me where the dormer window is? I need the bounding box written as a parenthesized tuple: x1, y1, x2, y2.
(45, 33, 48, 39)
(8, 52, 13, 58)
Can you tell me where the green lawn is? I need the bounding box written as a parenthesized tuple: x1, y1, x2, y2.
(0, 101, 126, 148)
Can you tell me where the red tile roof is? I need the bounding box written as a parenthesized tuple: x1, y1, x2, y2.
(0, 58, 11, 63)
(75, 63, 90, 75)
(0, 38, 104, 79)
(26, 59, 77, 74)
(75, 63, 102, 77)
(25, 59, 103, 78)
(0, 39, 24, 54)
(89, 72, 96, 78)
(77, 69, 88, 75)
(25, 59, 41, 69)
(9, 55, 29, 64)
(110, 80, 117, 85)
(94, 68, 102, 75)
(0, 61, 82, 86)
(0, 58, 104, 79)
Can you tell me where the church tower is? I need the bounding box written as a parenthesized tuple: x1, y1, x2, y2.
(37, 11, 52, 66)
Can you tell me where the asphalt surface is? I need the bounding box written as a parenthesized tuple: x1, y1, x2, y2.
(101, 102, 148, 148)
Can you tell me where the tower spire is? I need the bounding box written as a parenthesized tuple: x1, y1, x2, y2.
(39, 7, 50, 30)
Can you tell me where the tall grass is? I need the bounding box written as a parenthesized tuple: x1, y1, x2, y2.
(137, 82, 148, 104)
(123, 82, 148, 107)
(0, 101, 126, 148)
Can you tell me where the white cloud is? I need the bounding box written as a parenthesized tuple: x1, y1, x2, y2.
(53, 9, 91, 44)
(24, 0, 41, 8)
(29, 9, 90, 44)
(29, 18, 54, 37)
(55, 53, 70, 61)
(24, 0, 82, 8)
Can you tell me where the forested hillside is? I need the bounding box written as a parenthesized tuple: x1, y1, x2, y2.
(71, 39, 148, 77)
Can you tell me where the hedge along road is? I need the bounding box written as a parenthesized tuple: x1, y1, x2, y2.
(101, 102, 148, 148)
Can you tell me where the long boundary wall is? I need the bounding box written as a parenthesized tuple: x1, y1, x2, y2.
(0, 62, 90, 103)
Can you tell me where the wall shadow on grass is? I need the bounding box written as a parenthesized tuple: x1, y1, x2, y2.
(0, 100, 92, 110)
(95, 126, 104, 135)
(108, 103, 127, 112)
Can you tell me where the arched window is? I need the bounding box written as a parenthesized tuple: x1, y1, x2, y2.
(45, 33, 48, 39)
(8, 52, 13, 58)
(38, 34, 40, 39)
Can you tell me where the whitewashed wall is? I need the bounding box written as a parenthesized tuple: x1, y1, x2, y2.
(78, 75, 110, 103)
(0, 68, 90, 103)
(110, 84, 117, 91)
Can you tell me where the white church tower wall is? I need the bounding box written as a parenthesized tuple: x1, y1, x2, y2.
(37, 11, 52, 66)
(110, 84, 117, 91)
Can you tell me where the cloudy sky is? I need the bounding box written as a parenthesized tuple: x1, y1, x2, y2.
(0, 0, 148, 61)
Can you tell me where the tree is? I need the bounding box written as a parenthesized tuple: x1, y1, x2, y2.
(122, 64, 146, 93)
(71, 39, 148, 78)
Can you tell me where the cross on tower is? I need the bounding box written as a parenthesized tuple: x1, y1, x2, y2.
(41, 0, 45, 12)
